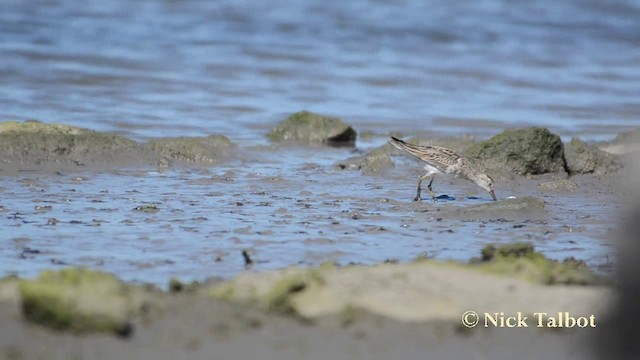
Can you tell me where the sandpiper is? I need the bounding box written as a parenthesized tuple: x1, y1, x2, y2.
(389, 137, 497, 202)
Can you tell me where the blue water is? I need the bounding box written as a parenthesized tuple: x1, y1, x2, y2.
(1, 0, 639, 144)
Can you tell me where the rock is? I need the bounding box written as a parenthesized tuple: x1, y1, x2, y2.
(146, 135, 233, 163)
(18, 268, 149, 336)
(464, 127, 566, 178)
(564, 138, 621, 175)
(336, 146, 394, 174)
(268, 111, 356, 146)
(0, 120, 147, 166)
(537, 179, 578, 193)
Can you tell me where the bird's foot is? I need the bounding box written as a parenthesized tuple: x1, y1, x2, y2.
(413, 196, 421, 202)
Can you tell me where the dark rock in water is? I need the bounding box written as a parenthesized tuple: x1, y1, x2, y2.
(0, 120, 148, 166)
(464, 127, 565, 178)
(336, 146, 394, 174)
(268, 111, 356, 146)
(146, 135, 233, 163)
(564, 138, 622, 175)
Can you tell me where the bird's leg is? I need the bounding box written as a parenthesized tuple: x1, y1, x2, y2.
(414, 174, 430, 201)
(427, 177, 438, 202)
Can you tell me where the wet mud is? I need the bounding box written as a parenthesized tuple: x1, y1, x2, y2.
(0, 121, 624, 284)
(0, 120, 633, 359)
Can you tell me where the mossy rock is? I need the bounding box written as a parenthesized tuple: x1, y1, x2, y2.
(464, 127, 566, 177)
(0, 120, 146, 166)
(18, 268, 147, 336)
(473, 243, 600, 285)
(146, 135, 233, 163)
(268, 111, 356, 146)
(564, 138, 621, 175)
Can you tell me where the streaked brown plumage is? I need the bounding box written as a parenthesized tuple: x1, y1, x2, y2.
(389, 137, 497, 202)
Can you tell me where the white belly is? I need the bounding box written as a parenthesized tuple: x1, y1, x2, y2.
(423, 164, 441, 176)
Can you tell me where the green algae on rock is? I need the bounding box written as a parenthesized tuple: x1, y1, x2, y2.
(564, 138, 622, 175)
(0, 120, 146, 166)
(268, 111, 356, 146)
(473, 243, 600, 285)
(168, 278, 200, 294)
(211, 268, 327, 317)
(146, 135, 233, 163)
(18, 268, 148, 336)
(464, 127, 565, 178)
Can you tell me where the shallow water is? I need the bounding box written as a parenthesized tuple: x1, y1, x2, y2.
(0, 146, 617, 285)
(1, 0, 640, 144)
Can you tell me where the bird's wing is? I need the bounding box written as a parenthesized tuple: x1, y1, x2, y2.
(389, 137, 462, 169)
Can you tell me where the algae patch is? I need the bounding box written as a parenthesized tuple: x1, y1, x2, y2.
(472, 243, 600, 285)
(210, 268, 327, 317)
(18, 268, 148, 336)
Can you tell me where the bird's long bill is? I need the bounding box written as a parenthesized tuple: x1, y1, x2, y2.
(489, 189, 497, 201)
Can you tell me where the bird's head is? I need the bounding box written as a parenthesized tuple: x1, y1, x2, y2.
(476, 173, 497, 201)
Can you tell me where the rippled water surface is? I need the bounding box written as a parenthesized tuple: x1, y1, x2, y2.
(0, 0, 633, 284)
(2, 0, 640, 143)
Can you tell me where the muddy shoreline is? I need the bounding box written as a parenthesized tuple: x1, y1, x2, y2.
(0, 115, 635, 358)
(0, 245, 611, 359)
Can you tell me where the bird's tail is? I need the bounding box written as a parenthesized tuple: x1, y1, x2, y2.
(388, 136, 408, 151)
(389, 136, 424, 154)
(388, 136, 438, 161)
